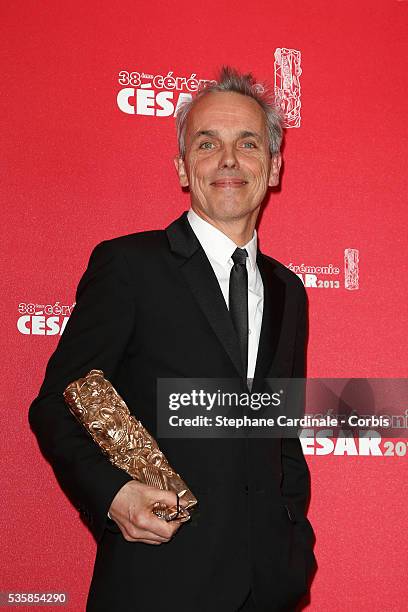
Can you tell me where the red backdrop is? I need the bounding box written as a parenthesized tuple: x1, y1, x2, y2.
(2, 1, 407, 610)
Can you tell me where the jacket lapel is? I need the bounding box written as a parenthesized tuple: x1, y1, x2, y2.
(166, 212, 244, 378)
(252, 252, 286, 391)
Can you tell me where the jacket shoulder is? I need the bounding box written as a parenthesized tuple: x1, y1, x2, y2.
(261, 253, 306, 297)
(90, 228, 168, 259)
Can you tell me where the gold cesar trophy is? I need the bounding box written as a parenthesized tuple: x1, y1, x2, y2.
(63, 369, 197, 522)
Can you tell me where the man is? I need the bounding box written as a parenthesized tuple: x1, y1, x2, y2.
(29, 66, 317, 612)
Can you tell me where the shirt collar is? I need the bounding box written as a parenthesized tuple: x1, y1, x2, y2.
(187, 208, 258, 270)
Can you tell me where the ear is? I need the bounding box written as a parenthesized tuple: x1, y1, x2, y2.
(174, 155, 189, 187)
(268, 153, 282, 187)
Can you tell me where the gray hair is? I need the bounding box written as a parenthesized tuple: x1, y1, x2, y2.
(175, 65, 283, 158)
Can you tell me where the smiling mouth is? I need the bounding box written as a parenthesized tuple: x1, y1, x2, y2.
(210, 179, 248, 187)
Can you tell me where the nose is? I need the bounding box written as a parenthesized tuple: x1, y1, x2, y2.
(218, 144, 239, 170)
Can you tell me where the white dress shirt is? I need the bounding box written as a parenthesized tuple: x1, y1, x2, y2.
(187, 208, 264, 381)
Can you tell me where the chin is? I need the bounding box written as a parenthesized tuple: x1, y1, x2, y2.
(217, 199, 258, 216)
(213, 208, 255, 222)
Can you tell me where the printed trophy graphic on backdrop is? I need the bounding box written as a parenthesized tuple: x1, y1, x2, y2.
(344, 248, 359, 290)
(274, 48, 302, 128)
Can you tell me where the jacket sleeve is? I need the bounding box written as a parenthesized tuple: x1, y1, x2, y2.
(280, 284, 312, 531)
(28, 240, 135, 542)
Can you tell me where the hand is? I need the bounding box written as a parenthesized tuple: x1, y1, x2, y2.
(108, 480, 186, 544)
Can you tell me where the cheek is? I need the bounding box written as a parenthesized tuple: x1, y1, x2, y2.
(188, 159, 211, 186)
(246, 162, 270, 187)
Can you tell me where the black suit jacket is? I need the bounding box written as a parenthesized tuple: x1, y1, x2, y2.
(29, 211, 317, 612)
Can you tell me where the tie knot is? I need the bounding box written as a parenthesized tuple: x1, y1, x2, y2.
(232, 247, 248, 266)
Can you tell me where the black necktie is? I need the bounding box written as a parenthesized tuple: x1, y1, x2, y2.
(229, 247, 248, 378)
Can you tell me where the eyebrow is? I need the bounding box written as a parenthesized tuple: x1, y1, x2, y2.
(192, 130, 219, 140)
(192, 129, 262, 141)
(239, 130, 261, 140)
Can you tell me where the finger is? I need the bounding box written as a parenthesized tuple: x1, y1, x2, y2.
(148, 489, 187, 510)
(137, 512, 179, 539)
(131, 529, 170, 543)
(150, 496, 190, 523)
(121, 520, 171, 543)
(123, 533, 162, 545)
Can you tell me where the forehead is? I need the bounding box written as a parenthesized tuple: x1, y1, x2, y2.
(185, 91, 267, 138)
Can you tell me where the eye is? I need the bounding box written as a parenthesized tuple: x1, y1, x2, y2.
(199, 141, 215, 150)
(242, 141, 256, 149)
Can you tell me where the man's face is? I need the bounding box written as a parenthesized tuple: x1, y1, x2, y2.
(174, 91, 281, 224)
